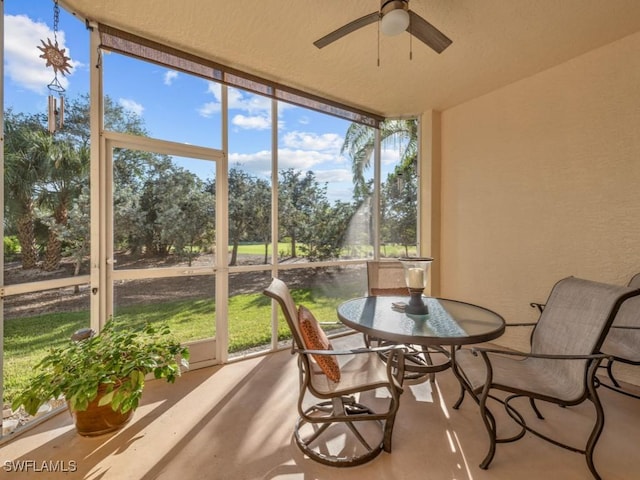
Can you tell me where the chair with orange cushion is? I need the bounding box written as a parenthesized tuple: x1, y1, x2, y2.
(264, 277, 405, 467)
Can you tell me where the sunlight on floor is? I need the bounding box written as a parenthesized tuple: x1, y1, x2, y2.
(408, 380, 434, 402)
(452, 429, 475, 479)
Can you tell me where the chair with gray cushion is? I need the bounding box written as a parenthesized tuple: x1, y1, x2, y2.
(599, 272, 640, 398)
(264, 277, 404, 467)
(453, 276, 640, 480)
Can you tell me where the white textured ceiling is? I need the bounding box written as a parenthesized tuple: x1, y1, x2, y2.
(60, 0, 640, 118)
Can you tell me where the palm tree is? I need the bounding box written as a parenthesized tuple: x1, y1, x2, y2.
(39, 136, 89, 271)
(4, 113, 49, 269)
(341, 119, 418, 196)
(341, 119, 419, 253)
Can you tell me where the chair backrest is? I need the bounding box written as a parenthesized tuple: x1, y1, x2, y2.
(601, 272, 640, 362)
(366, 260, 409, 296)
(264, 277, 305, 350)
(532, 277, 638, 356)
(613, 273, 640, 328)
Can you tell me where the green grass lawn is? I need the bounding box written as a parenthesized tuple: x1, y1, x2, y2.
(3, 243, 414, 407)
(3, 288, 350, 407)
(230, 242, 416, 258)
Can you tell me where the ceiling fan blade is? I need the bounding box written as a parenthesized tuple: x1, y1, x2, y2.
(407, 10, 452, 53)
(314, 12, 380, 49)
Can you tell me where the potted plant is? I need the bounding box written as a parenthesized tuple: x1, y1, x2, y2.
(12, 319, 189, 436)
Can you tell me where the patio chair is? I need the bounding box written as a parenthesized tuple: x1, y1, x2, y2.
(530, 273, 640, 399)
(599, 272, 640, 399)
(366, 260, 410, 297)
(263, 277, 405, 467)
(366, 260, 449, 382)
(453, 276, 640, 480)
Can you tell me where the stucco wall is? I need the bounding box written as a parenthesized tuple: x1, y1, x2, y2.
(437, 31, 640, 384)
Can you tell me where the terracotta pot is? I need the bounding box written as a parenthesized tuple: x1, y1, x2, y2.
(69, 385, 134, 436)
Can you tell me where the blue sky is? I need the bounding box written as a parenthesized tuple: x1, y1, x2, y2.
(4, 0, 402, 201)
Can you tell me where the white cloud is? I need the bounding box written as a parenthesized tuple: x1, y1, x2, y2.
(198, 101, 220, 117)
(119, 98, 144, 116)
(381, 146, 402, 165)
(277, 148, 337, 171)
(164, 70, 178, 85)
(206, 81, 221, 98)
(282, 131, 343, 153)
(4, 14, 80, 95)
(229, 150, 272, 175)
(227, 147, 339, 178)
(199, 80, 294, 118)
(314, 169, 353, 184)
(232, 114, 270, 130)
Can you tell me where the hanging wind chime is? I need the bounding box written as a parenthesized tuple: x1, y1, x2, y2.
(37, 0, 72, 134)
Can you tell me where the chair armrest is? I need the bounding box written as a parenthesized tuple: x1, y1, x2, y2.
(530, 302, 545, 313)
(470, 346, 610, 361)
(296, 344, 406, 356)
(297, 344, 405, 389)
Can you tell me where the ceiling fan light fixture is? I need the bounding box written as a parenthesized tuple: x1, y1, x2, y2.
(380, 2, 410, 36)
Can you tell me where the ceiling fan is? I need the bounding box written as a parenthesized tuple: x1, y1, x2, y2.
(313, 0, 452, 53)
(313, 0, 452, 54)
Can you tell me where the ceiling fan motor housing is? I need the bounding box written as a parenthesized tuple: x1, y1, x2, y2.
(380, 0, 410, 36)
(381, 0, 409, 13)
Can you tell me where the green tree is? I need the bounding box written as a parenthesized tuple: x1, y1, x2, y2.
(250, 178, 272, 264)
(381, 166, 417, 255)
(38, 135, 90, 271)
(299, 199, 355, 261)
(137, 156, 182, 256)
(341, 119, 418, 195)
(278, 169, 320, 259)
(4, 95, 151, 273)
(4, 111, 49, 269)
(154, 170, 213, 266)
(59, 186, 91, 292)
(228, 168, 259, 266)
(341, 118, 419, 255)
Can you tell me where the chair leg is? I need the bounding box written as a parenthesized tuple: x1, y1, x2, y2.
(529, 398, 544, 419)
(382, 407, 397, 453)
(478, 387, 498, 469)
(295, 398, 385, 467)
(453, 382, 466, 409)
(585, 380, 605, 480)
(450, 347, 469, 409)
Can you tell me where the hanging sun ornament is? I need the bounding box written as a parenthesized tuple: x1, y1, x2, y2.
(37, 38, 73, 76)
(38, 0, 72, 134)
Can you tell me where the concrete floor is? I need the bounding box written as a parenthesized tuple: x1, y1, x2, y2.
(2, 334, 639, 480)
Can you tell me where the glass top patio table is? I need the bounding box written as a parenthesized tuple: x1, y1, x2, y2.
(337, 296, 505, 347)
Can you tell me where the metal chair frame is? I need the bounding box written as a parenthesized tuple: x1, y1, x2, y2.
(531, 273, 640, 400)
(453, 276, 640, 480)
(264, 277, 405, 467)
(598, 272, 640, 399)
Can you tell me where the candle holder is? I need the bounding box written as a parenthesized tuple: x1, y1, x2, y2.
(399, 257, 433, 315)
(406, 287, 429, 315)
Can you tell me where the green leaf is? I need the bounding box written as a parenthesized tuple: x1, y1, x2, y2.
(98, 390, 114, 407)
